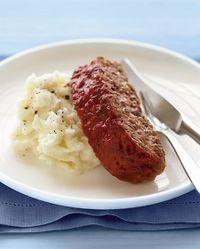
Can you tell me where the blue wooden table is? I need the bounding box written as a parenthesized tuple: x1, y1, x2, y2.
(0, 0, 200, 248)
(2, 227, 200, 249)
(0, 0, 200, 59)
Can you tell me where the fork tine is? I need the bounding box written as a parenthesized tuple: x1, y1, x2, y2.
(139, 92, 155, 126)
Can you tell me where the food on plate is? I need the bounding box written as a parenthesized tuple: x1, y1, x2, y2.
(13, 57, 165, 183)
(13, 71, 100, 174)
(70, 57, 165, 183)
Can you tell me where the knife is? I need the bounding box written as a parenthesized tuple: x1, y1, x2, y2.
(140, 90, 200, 193)
(121, 58, 200, 145)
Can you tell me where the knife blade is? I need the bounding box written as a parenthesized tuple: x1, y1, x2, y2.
(121, 58, 200, 144)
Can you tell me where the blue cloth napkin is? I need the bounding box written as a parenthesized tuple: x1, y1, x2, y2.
(1, 183, 200, 233)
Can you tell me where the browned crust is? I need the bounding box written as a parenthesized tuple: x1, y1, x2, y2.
(70, 57, 165, 183)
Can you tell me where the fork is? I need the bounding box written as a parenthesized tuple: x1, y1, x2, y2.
(140, 92, 200, 193)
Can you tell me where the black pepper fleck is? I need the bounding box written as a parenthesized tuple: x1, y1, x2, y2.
(24, 106, 29, 109)
(34, 110, 38, 114)
(65, 95, 70, 100)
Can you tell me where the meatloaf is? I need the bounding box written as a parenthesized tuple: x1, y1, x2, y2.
(70, 57, 165, 183)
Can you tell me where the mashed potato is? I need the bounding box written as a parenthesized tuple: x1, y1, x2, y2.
(13, 71, 100, 174)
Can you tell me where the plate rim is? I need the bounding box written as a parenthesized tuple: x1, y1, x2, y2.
(0, 38, 196, 209)
(1, 38, 200, 70)
(0, 171, 193, 209)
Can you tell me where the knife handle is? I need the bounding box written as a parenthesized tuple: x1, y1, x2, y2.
(161, 128, 200, 193)
(181, 117, 200, 145)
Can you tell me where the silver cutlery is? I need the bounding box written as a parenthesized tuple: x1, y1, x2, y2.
(122, 58, 200, 192)
(121, 58, 200, 145)
(140, 91, 200, 193)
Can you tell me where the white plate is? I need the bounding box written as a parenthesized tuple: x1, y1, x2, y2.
(0, 39, 200, 209)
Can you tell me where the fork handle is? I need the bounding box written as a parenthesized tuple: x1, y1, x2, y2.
(161, 128, 200, 193)
(180, 117, 200, 145)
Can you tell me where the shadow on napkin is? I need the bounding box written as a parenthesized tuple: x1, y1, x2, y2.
(1, 184, 200, 232)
